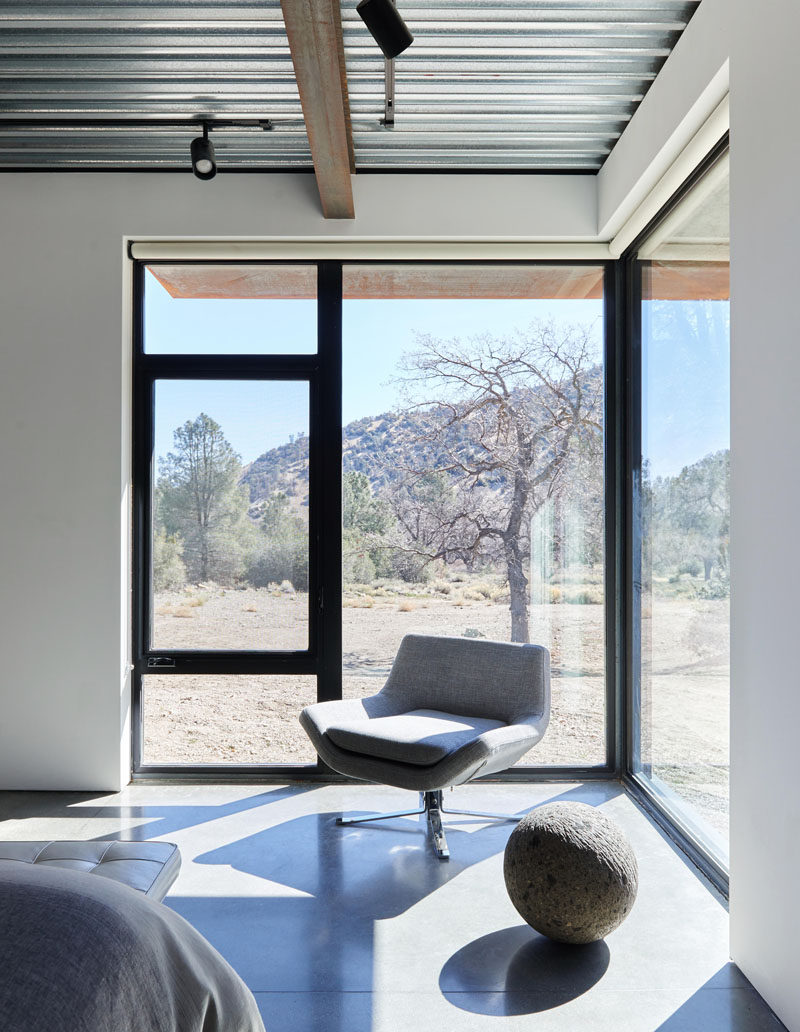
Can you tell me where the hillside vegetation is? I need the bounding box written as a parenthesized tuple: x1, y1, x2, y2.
(154, 325, 728, 645)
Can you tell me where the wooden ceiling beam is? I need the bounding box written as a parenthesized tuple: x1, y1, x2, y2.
(281, 0, 355, 219)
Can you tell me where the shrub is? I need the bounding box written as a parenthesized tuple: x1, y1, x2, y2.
(563, 587, 603, 605)
(390, 549, 433, 584)
(152, 528, 187, 591)
(462, 627, 486, 638)
(249, 545, 308, 592)
(697, 578, 730, 600)
(342, 540, 376, 586)
(246, 494, 309, 591)
(678, 558, 703, 577)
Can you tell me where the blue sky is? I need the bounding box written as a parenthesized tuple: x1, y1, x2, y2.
(642, 299, 730, 477)
(146, 269, 729, 477)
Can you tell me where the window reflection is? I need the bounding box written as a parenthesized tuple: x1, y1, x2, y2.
(637, 151, 730, 860)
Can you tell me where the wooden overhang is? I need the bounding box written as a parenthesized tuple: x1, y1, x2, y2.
(148, 261, 729, 302)
(149, 264, 606, 300)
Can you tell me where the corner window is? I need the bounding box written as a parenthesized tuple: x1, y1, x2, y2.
(632, 148, 730, 868)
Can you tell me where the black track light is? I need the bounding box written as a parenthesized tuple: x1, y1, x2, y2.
(356, 0, 413, 60)
(190, 123, 216, 180)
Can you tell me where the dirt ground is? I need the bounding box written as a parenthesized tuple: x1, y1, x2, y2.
(144, 579, 729, 841)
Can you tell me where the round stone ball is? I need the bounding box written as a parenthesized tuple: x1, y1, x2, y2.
(503, 802, 638, 944)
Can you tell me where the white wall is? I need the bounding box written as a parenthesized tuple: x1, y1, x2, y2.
(0, 171, 596, 791)
(727, 3, 800, 1029)
(605, 0, 800, 1026)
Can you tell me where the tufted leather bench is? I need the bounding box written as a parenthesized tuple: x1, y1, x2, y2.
(0, 840, 181, 901)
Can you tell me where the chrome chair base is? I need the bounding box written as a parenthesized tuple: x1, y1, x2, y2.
(336, 789, 523, 861)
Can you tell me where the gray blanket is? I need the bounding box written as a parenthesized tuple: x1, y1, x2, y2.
(0, 862, 265, 1032)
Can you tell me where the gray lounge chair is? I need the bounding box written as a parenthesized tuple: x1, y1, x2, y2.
(300, 633, 550, 858)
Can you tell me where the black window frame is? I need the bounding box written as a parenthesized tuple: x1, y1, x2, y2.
(620, 134, 731, 894)
(132, 257, 618, 782)
(132, 259, 342, 778)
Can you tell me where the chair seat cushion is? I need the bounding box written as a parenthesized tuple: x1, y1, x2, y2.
(324, 709, 505, 767)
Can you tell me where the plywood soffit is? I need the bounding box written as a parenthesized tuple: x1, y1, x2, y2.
(150, 261, 728, 302)
(150, 264, 606, 300)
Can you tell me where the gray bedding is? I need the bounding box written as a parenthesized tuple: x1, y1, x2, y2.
(0, 862, 265, 1032)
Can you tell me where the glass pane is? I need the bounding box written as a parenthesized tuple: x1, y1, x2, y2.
(342, 263, 605, 766)
(142, 675, 317, 764)
(144, 264, 317, 354)
(152, 379, 309, 651)
(638, 152, 730, 856)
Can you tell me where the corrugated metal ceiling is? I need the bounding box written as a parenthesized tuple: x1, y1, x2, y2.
(0, 0, 700, 171)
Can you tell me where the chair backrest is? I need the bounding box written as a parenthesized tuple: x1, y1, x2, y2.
(380, 634, 550, 724)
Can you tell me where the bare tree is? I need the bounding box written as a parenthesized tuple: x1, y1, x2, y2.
(392, 322, 603, 642)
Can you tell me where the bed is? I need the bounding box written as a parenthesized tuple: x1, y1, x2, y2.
(0, 859, 265, 1032)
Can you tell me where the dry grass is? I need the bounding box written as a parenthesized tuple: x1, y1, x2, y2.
(397, 600, 416, 612)
(172, 606, 195, 618)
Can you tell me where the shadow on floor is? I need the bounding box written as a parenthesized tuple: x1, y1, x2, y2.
(91, 786, 317, 842)
(653, 967, 787, 1031)
(176, 784, 619, 1030)
(440, 924, 610, 1015)
(0, 785, 317, 844)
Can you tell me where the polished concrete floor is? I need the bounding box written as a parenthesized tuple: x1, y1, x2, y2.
(0, 782, 786, 1032)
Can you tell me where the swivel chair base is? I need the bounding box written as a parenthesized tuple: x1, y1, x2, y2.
(336, 789, 522, 860)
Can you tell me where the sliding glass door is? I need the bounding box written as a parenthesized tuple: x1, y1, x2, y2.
(133, 263, 326, 771)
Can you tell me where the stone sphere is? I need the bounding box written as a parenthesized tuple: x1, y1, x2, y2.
(503, 802, 638, 944)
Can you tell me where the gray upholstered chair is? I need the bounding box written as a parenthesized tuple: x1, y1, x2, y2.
(300, 633, 550, 858)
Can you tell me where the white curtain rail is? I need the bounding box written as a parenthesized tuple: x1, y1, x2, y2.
(127, 240, 612, 262)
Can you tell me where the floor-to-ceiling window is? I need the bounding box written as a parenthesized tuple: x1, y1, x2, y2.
(341, 264, 608, 769)
(132, 260, 611, 774)
(629, 146, 730, 870)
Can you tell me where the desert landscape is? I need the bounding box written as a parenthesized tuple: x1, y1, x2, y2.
(142, 571, 729, 840)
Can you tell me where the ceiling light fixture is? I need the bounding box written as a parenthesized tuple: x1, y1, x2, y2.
(356, 0, 413, 60)
(190, 122, 216, 180)
(356, 0, 413, 129)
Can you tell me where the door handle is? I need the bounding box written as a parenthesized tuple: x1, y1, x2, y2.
(147, 656, 176, 669)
